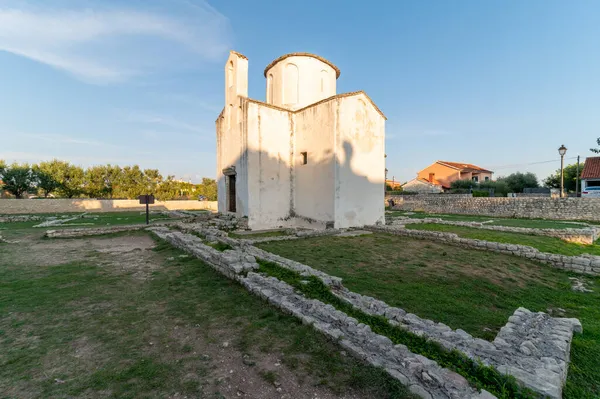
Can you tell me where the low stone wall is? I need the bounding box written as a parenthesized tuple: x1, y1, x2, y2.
(389, 196, 600, 222)
(336, 290, 579, 399)
(250, 236, 580, 398)
(45, 224, 150, 238)
(37, 220, 582, 398)
(391, 217, 600, 244)
(149, 226, 491, 399)
(0, 199, 217, 214)
(368, 225, 600, 276)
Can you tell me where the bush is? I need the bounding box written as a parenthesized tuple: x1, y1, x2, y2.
(450, 179, 475, 190)
(450, 188, 471, 194)
(472, 190, 490, 197)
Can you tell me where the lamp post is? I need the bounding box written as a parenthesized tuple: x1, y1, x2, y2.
(558, 144, 567, 198)
(575, 155, 580, 197)
(384, 154, 388, 193)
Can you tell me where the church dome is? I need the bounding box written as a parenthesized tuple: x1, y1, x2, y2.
(264, 53, 339, 110)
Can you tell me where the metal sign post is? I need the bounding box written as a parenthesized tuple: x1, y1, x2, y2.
(138, 194, 155, 225)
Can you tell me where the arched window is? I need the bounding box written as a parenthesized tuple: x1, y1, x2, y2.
(320, 70, 328, 93)
(267, 74, 274, 103)
(227, 61, 234, 88)
(284, 63, 299, 105)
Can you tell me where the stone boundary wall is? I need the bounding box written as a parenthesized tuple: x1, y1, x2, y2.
(335, 291, 579, 399)
(149, 226, 489, 399)
(0, 199, 217, 214)
(388, 196, 600, 222)
(391, 217, 600, 245)
(386, 194, 473, 199)
(247, 237, 580, 398)
(367, 225, 600, 276)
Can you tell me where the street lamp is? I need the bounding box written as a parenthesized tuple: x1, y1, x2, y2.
(384, 154, 388, 193)
(558, 144, 567, 198)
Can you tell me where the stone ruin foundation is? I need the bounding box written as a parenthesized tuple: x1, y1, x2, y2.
(43, 212, 585, 398)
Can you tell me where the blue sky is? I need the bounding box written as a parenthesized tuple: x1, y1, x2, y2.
(1, 0, 599, 183)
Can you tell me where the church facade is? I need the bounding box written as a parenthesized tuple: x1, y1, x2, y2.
(216, 51, 386, 230)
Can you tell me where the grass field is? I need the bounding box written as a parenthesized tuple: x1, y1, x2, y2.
(257, 233, 600, 399)
(0, 225, 413, 398)
(406, 223, 600, 256)
(387, 211, 590, 229)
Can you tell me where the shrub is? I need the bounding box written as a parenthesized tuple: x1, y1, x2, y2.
(472, 190, 490, 197)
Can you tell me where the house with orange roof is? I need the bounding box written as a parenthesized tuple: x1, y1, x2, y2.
(402, 161, 493, 193)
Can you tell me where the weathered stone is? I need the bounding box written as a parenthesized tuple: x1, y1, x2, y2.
(408, 384, 433, 399)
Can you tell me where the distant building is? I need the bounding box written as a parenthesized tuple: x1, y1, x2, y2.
(580, 156, 600, 193)
(402, 161, 493, 193)
(401, 178, 444, 194)
(0, 180, 10, 198)
(385, 179, 402, 190)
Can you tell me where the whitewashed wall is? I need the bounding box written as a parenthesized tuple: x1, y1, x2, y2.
(334, 94, 385, 228)
(246, 102, 293, 229)
(294, 101, 336, 223)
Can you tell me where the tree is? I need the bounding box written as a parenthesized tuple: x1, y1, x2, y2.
(155, 176, 180, 200)
(58, 163, 85, 198)
(1, 163, 36, 198)
(34, 160, 85, 198)
(84, 165, 118, 198)
(114, 165, 147, 199)
(591, 138, 600, 154)
(479, 180, 509, 197)
(544, 162, 583, 193)
(197, 178, 217, 201)
(32, 162, 61, 197)
(0, 159, 6, 176)
(450, 179, 476, 190)
(496, 172, 539, 193)
(143, 169, 163, 195)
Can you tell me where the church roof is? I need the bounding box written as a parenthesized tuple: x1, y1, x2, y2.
(264, 52, 341, 78)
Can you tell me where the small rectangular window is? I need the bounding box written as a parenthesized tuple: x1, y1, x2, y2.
(301, 152, 307, 165)
(484, 176, 490, 182)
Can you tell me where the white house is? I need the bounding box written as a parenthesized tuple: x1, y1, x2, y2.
(581, 157, 600, 196)
(216, 51, 386, 230)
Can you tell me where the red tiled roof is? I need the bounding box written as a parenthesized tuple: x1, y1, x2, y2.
(581, 157, 600, 179)
(437, 161, 492, 173)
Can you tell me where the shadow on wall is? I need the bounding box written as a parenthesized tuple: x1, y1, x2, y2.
(221, 139, 385, 229)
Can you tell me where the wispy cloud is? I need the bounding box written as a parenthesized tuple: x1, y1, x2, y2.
(0, 0, 232, 83)
(125, 111, 212, 135)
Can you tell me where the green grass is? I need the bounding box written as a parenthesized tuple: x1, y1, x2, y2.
(229, 230, 290, 239)
(0, 230, 415, 398)
(206, 241, 233, 251)
(257, 234, 600, 398)
(257, 259, 536, 399)
(387, 211, 589, 229)
(407, 223, 600, 256)
(0, 211, 175, 241)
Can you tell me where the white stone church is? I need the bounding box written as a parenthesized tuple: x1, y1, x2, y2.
(216, 51, 386, 230)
